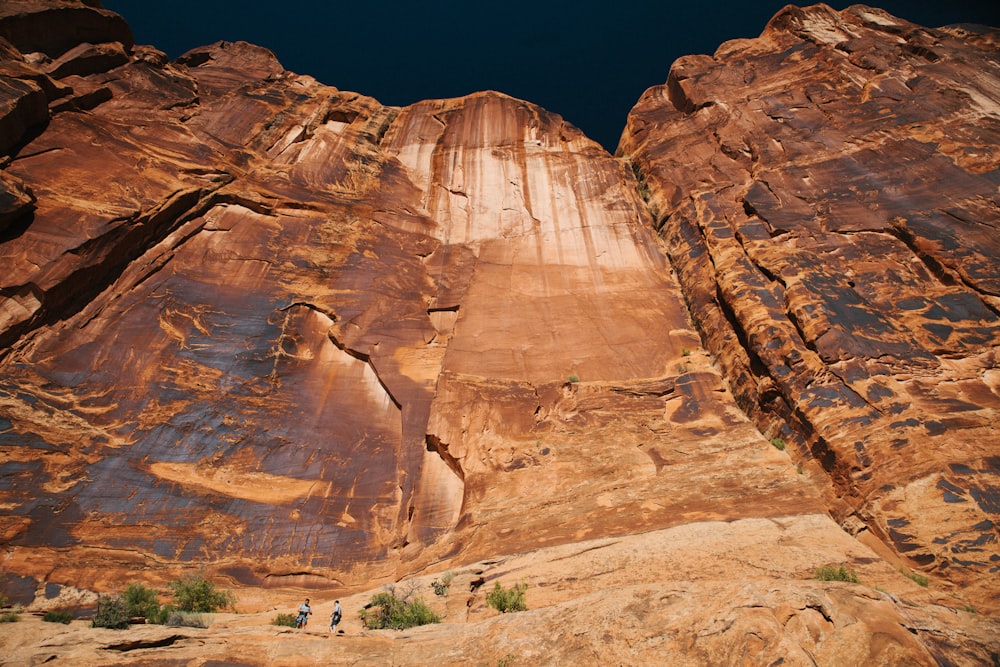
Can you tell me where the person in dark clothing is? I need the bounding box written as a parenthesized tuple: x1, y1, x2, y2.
(330, 600, 342, 633)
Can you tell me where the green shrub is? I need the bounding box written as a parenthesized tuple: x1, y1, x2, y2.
(0, 592, 15, 623)
(147, 604, 170, 625)
(814, 566, 859, 583)
(398, 598, 438, 627)
(92, 595, 130, 629)
(486, 582, 528, 613)
(360, 591, 404, 629)
(272, 612, 298, 627)
(566, 374, 580, 383)
(770, 437, 786, 451)
(168, 573, 235, 613)
(901, 568, 929, 587)
(43, 610, 74, 624)
(123, 582, 161, 621)
(360, 590, 440, 630)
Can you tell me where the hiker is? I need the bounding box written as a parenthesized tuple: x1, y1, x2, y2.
(330, 600, 342, 633)
(295, 598, 312, 629)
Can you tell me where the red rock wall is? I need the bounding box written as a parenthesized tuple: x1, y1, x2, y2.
(619, 3, 1000, 607)
(0, 0, 997, 623)
(0, 1, 709, 593)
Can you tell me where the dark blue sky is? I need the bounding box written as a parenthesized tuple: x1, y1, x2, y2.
(102, 1, 1000, 151)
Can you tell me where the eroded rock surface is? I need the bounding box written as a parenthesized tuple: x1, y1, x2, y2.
(4, 518, 1000, 666)
(0, 1, 997, 664)
(620, 2, 1000, 611)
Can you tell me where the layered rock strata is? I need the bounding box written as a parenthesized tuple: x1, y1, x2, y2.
(0, 1, 815, 594)
(620, 2, 1000, 609)
(0, 1, 997, 664)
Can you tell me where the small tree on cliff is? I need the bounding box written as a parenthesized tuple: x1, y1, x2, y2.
(123, 582, 162, 621)
(91, 595, 129, 629)
(168, 573, 236, 613)
(360, 583, 440, 630)
(486, 581, 528, 613)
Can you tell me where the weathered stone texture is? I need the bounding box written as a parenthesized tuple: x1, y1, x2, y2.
(620, 3, 1000, 611)
(0, 2, 998, 664)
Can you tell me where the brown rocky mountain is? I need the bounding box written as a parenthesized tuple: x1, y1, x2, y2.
(1, 1, 998, 665)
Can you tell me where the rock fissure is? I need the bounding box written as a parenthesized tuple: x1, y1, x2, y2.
(323, 328, 402, 411)
(10, 144, 62, 162)
(0, 185, 229, 351)
(104, 635, 189, 652)
(424, 434, 465, 483)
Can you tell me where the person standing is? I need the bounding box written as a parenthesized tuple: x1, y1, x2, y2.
(295, 598, 312, 629)
(330, 600, 342, 633)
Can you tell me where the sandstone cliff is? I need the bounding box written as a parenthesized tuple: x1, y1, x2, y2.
(0, 2, 998, 665)
(619, 2, 1000, 611)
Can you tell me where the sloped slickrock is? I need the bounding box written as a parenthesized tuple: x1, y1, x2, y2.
(619, 2, 1000, 612)
(3, 518, 999, 666)
(0, 2, 998, 664)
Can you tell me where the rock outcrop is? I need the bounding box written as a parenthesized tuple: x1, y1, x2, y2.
(619, 2, 1000, 611)
(0, 2, 997, 664)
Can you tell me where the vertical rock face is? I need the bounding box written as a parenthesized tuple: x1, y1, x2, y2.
(620, 3, 1000, 609)
(0, 1, 998, 663)
(381, 93, 819, 562)
(0, 0, 807, 595)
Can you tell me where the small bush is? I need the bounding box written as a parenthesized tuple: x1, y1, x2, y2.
(43, 610, 74, 624)
(399, 598, 438, 627)
(814, 566, 859, 583)
(360, 590, 440, 630)
(681, 347, 691, 357)
(901, 568, 929, 587)
(272, 612, 298, 627)
(770, 437, 786, 451)
(0, 592, 14, 623)
(431, 570, 454, 597)
(566, 374, 580, 384)
(168, 573, 235, 613)
(148, 604, 173, 625)
(361, 592, 403, 629)
(92, 595, 129, 629)
(486, 582, 528, 613)
(123, 582, 161, 621)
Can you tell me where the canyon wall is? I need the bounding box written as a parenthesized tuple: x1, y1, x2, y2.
(0, 2, 997, 664)
(618, 3, 1000, 608)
